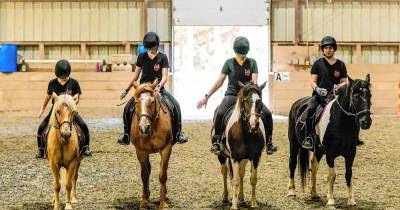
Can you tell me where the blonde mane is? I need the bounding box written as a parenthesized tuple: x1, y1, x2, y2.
(49, 94, 78, 126)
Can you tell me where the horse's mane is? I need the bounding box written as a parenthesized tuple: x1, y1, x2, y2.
(235, 83, 261, 112)
(133, 83, 154, 98)
(49, 94, 78, 126)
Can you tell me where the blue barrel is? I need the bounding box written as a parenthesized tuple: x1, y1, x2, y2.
(137, 44, 148, 55)
(0, 44, 17, 72)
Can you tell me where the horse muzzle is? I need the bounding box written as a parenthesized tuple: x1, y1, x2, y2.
(61, 132, 71, 143)
(359, 118, 372, 129)
(139, 124, 151, 135)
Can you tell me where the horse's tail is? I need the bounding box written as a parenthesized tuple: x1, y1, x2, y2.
(298, 148, 309, 190)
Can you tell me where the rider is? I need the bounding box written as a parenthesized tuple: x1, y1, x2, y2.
(299, 36, 349, 150)
(196, 36, 277, 155)
(117, 31, 188, 145)
(37, 59, 92, 158)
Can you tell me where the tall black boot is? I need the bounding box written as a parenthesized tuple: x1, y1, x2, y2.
(36, 135, 45, 159)
(83, 134, 92, 156)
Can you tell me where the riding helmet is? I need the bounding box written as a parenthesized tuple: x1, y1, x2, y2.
(233, 36, 250, 55)
(320, 36, 337, 51)
(143, 32, 160, 50)
(55, 59, 71, 78)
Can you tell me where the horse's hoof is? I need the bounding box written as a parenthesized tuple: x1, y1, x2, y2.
(222, 196, 229, 203)
(251, 201, 258, 208)
(159, 202, 169, 209)
(238, 196, 245, 203)
(139, 199, 149, 209)
(310, 194, 320, 200)
(287, 190, 296, 197)
(326, 199, 335, 207)
(71, 197, 78, 204)
(230, 206, 238, 210)
(65, 203, 73, 210)
(347, 198, 357, 206)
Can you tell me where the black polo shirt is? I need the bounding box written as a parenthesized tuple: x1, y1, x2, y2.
(311, 58, 348, 96)
(47, 78, 81, 103)
(221, 57, 258, 96)
(136, 52, 169, 84)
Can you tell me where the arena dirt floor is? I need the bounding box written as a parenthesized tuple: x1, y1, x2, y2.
(0, 112, 399, 210)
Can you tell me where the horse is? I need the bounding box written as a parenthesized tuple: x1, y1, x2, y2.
(213, 82, 267, 210)
(46, 93, 83, 210)
(130, 80, 173, 209)
(287, 74, 372, 207)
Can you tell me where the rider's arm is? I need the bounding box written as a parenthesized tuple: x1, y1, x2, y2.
(310, 74, 318, 90)
(205, 74, 227, 100)
(158, 67, 168, 88)
(126, 66, 141, 90)
(41, 95, 51, 111)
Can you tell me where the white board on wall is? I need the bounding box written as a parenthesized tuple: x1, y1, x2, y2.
(172, 0, 269, 26)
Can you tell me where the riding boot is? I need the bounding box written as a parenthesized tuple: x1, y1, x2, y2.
(266, 135, 278, 155)
(175, 122, 188, 144)
(83, 133, 92, 156)
(210, 134, 221, 155)
(36, 135, 45, 159)
(302, 119, 314, 150)
(118, 98, 134, 145)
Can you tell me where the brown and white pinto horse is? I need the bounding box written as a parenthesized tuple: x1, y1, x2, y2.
(214, 82, 267, 210)
(47, 93, 83, 210)
(130, 80, 173, 209)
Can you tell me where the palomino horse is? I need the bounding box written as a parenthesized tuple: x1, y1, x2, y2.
(47, 93, 83, 210)
(287, 75, 372, 207)
(130, 80, 173, 209)
(214, 82, 267, 210)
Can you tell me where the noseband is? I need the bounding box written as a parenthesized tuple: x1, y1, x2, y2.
(135, 92, 160, 122)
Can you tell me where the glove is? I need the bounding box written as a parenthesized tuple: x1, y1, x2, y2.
(315, 87, 327, 97)
(120, 89, 129, 100)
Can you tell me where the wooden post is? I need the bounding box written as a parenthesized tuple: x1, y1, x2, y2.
(398, 44, 400, 64)
(39, 43, 45, 60)
(80, 43, 87, 60)
(144, 0, 148, 33)
(356, 44, 362, 64)
(293, 0, 301, 45)
(125, 43, 131, 54)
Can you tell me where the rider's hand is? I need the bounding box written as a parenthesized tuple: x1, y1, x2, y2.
(155, 84, 161, 93)
(196, 96, 208, 109)
(38, 108, 44, 118)
(333, 84, 340, 92)
(315, 87, 328, 97)
(120, 89, 129, 100)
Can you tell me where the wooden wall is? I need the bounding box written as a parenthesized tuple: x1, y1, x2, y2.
(0, 72, 172, 117)
(270, 45, 400, 115)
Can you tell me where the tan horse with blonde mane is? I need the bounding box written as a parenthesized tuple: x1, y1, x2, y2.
(47, 93, 83, 210)
(130, 80, 173, 209)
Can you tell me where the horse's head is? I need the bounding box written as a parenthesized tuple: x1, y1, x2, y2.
(237, 81, 267, 133)
(51, 93, 78, 143)
(350, 74, 372, 129)
(132, 80, 159, 135)
(338, 74, 372, 129)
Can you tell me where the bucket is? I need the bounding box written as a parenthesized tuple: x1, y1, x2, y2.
(0, 44, 17, 72)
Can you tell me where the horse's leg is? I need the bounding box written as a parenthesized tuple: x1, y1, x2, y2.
(287, 138, 299, 197)
(136, 150, 151, 209)
(50, 162, 61, 210)
(250, 160, 259, 208)
(71, 161, 81, 204)
(230, 159, 240, 210)
(219, 156, 229, 202)
(238, 159, 247, 203)
(309, 152, 320, 199)
(345, 150, 356, 206)
(65, 161, 77, 210)
(326, 156, 336, 207)
(159, 145, 172, 209)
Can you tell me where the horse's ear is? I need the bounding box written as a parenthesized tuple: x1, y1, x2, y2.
(132, 81, 139, 89)
(52, 92, 58, 102)
(259, 81, 267, 91)
(365, 74, 370, 83)
(152, 79, 159, 89)
(72, 94, 79, 104)
(238, 81, 245, 88)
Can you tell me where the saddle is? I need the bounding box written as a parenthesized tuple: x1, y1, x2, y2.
(41, 123, 86, 158)
(213, 105, 236, 157)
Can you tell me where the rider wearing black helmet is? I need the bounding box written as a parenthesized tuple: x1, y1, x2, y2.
(117, 32, 188, 145)
(299, 36, 349, 150)
(197, 36, 277, 155)
(36, 60, 92, 158)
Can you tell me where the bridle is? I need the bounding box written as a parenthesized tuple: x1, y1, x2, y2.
(335, 84, 371, 118)
(53, 110, 75, 130)
(135, 91, 160, 122)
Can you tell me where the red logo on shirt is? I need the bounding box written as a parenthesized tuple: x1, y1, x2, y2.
(154, 64, 160, 71)
(244, 69, 251, 76)
(334, 70, 341, 77)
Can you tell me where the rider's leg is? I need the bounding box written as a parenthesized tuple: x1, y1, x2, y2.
(117, 97, 135, 145)
(261, 104, 277, 154)
(301, 95, 320, 149)
(36, 110, 52, 158)
(211, 95, 236, 153)
(74, 113, 91, 156)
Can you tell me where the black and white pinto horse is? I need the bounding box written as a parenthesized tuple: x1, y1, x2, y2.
(214, 82, 267, 210)
(287, 75, 372, 207)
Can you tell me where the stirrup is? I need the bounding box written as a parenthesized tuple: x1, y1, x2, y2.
(117, 133, 130, 145)
(302, 136, 314, 150)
